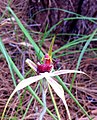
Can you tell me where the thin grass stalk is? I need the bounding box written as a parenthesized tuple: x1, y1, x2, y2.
(0, 39, 16, 87)
(32, 8, 97, 42)
(53, 35, 90, 55)
(53, 48, 97, 58)
(32, 8, 97, 23)
(22, 83, 40, 120)
(70, 29, 97, 91)
(48, 84, 61, 120)
(7, 7, 44, 59)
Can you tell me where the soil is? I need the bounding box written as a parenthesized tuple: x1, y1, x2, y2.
(0, 0, 97, 120)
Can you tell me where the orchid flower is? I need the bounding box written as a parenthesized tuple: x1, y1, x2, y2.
(2, 53, 88, 120)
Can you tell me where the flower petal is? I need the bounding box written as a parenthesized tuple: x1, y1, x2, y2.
(1, 74, 44, 120)
(51, 70, 87, 76)
(45, 76, 71, 120)
(26, 59, 37, 72)
(14, 75, 44, 92)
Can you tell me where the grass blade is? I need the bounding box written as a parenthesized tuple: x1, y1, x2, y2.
(0, 39, 16, 87)
(70, 29, 97, 91)
(7, 6, 44, 59)
(48, 84, 61, 120)
(22, 83, 40, 120)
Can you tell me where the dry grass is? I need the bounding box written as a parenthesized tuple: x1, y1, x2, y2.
(0, 0, 97, 120)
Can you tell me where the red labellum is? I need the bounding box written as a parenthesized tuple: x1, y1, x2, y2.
(37, 54, 53, 73)
(37, 64, 52, 73)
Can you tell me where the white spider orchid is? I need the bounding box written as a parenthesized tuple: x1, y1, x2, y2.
(1, 53, 87, 120)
